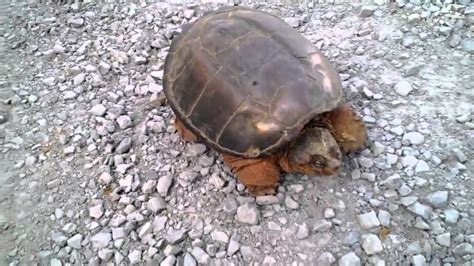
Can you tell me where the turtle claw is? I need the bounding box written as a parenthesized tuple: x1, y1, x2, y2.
(247, 185, 277, 196)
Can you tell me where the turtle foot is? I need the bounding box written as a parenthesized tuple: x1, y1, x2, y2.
(323, 104, 367, 154)
(247, 185, 277, 196)
(222, 154, 280, 196)
(174, 117, 198, 142)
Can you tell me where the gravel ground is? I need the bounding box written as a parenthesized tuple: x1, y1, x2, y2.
(0, 0, 473, 265)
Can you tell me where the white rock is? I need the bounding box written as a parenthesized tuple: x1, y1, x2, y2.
(358, 210, 381, 229)
(415, 160, 430, 173)
(98, 172, 113, 185)
(211, 230, 229, 244)
(227, 239, 240, 256)
(339, 252, 361, 266)
(160, 255, 176, 266)
(284, 17, 300, 27)
(296, 223, 309, 239)
(184, 252, 197, 266)
(91, 232, 111, 249)
(128, 250, 142, 264)
(147, 196, 167, 213)
(436, 232, 451, 247)
(89, 204, 104, 219)
(191, 247, 210, 264)
(427, 191, 448, 207)
(324, 208, 336, 219)
(394, 80, 413, 96)
(141, 180, 156, 194)
(116, 115, 132, 129)
(138, 222, 153, 239)
(402, 132, 425, 145)
(411, 254, 426, 266)
(285, 195, 299, 209)
(443, 208, 460, 224)
(377, 210, 391, 226)
(407, 202, 433, 220)
(157, 174, 173, 197)
(67, 234, 82, 249)
(236, 203, 260, 225)
(362, 234, 384, 254)
(317, 252, 336, 265)
(90, 104, 107, 116)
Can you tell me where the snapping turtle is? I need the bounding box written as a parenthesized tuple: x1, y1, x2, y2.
(163, 6, 367, 195)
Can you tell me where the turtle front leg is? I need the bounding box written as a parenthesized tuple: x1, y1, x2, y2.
(174, 117, 198, 142)
(222, 154, 280, 196)
(323, 104, 367, 154)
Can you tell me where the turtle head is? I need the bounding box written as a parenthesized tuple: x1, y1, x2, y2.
(284, 126, 342, 176)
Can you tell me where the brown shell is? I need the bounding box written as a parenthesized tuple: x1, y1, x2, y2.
(163, 6, 343, 158)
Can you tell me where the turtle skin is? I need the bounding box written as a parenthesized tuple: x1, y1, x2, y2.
(165, 6, 367, 195)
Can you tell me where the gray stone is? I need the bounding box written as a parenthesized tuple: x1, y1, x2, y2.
(452, 148, 467, 162)
(359, 6, 376, 17)
(268, 221, 281, 231)
(116, 137, 132, 154)
(449, 35, 461, 48)
(313, 219, 332, 232)
(256, 195, 279, 205)
(408, 14, 421, 24)
(343, 231, 360, 246)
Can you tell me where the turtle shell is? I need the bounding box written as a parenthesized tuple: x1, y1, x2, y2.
(163, 6, 343, 158)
